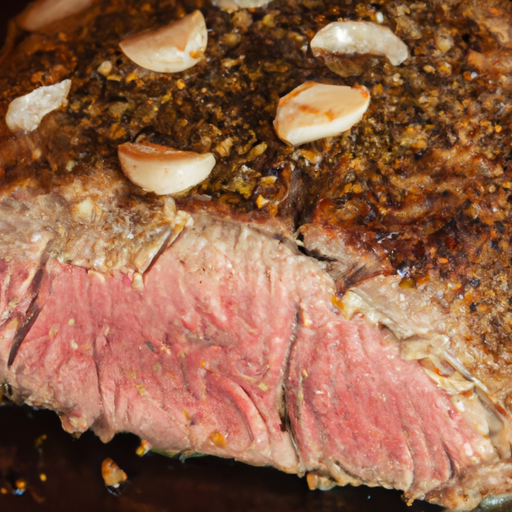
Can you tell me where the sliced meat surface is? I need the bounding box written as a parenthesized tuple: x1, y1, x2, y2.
(0, 211, 500, 504)
(288, 317, 495, 497)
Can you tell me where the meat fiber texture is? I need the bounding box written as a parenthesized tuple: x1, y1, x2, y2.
(0, 0, 512, 510)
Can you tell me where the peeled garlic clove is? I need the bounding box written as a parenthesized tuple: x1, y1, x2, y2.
(18, 0, 95, 32)
(274, 81, 370, 147)
(6, 79, 72, 133)
(119, 11, 207, 73)
(311, 21, 409, 66)
(118, 142, 216, 195)
(212, 0, 273, 10)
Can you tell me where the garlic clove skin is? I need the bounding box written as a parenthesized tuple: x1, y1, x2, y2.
(119, 11, 207, 73)
(118, 142, 216, 196)
(274, 81, 370, 147)
(311, 21, 409, 66)
(18, 0, 95, 32)
(6, 79, 72, 133)
(211, 0, 274, 10)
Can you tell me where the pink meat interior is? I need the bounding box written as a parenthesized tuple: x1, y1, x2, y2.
(0, 214, 490, 498)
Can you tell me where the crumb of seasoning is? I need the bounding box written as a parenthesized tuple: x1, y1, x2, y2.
(210, 431, 227, 448)
(256, 194, 270, 208)
(97, 60, 113, 76)
(14, 479, 27, 493)
(136, 439, 152, 456)
(258, 382, 269, 392)
(101, 458, 128, 488)
(125, 72, 138, 83)
(132, 272, 144, 290)
(39, 473, 47, 482)
(331, 295, 344, 312)
(35, 434, 47, 448)
(399, 277, 416, 289)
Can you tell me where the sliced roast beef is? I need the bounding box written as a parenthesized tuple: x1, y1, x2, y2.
(0, 209, 504, 507)
(1, 0, 512, 510)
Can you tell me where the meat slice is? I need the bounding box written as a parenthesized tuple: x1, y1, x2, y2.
(1, 213, 302, 470)
(288, 317, 495, 498)
(0, 210, 503, 506)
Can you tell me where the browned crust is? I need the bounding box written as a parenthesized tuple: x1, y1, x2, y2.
(0, 19, 22, 67)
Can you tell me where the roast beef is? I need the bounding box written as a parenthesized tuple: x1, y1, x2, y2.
(1, 0, 512, 509)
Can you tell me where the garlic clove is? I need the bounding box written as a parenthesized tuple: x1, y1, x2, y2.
(6, 79, 72, 133)
(212, 0, 274, 10)
(118, 142, 216, 195)
(18, 0, 95, 32)
(119, 11, 207, 73)
(274, 81, 370, 147)
(311, 21, 409, 66)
